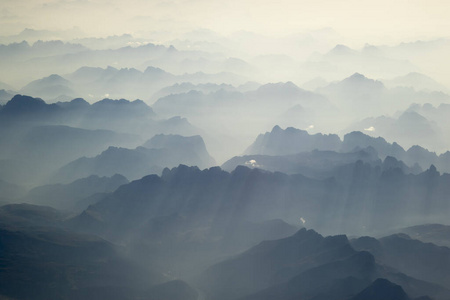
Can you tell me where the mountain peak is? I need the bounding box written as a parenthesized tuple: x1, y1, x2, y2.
(3, 94, 47, 113)
(351, 278, 410, 300)
(328, 44, 355, 55)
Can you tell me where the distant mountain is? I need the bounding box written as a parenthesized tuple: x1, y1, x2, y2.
(326, 44, 359, 56)
(150, 82, 237, 101)
(223, 148, 380, 178)
(24, 174, 128, 211)
(0, 95, 169, 186)
(245, 126, 450, 173)
(318, 73, 386, 115)
(0, 80, 15, 91)
(19, 74, 77, 100)
(54, 135, 216, 183)
(301, 76, 329, 91)
(3, 125, 138, 185)
(0, 40, 87, 61)
(343, 130, 448, 171)
(53, 147, 165, 183)
(142, 133, 216, 167)
(351, 233, 450, 289)
(0, 89, 14, 104)
(140, 81, 337, 163)
(341, 130, 406, 158)
(0, 96, 201, 178)
(383, 72, 449, 93)
(245, 125, 341, 155)
(399, 224, 450, 248)
(22, 63, 245, 101)
(304, 44, 417, 86)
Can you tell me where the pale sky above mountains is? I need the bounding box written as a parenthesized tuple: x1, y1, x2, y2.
(1, 0, 450, 46)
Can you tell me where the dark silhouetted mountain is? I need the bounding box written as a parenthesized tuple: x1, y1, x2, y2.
(73, 163, 450, 238)
(245, 126, 341, 155)
(24, 174, 128, 211)
(199, 228, 359, 300)
(239, 251, 378, 300)
(350, 278, 410, 300)
(61, 163, 450, 287)
(0, 94, 60, 120)
(352, 233, 450, 288)
(201, 228, 443, 300)
(0, 223, 164, 300)
(0, 95, 197, 140)
(0, 95, 203, 185)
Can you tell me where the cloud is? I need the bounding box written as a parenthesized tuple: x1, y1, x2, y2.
(364, 126, 375, 132)
(244, 159, 261, 168)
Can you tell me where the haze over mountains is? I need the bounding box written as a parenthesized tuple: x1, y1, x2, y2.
(2, 1, 450, 299)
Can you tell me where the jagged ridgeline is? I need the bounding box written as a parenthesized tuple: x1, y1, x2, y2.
(1, 92, 450, 300)
(2, 26, 450, 300)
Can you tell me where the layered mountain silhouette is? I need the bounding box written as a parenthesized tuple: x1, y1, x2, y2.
(0, 202, 206, 300)
(399, 224, 450, 248)
(245, 125, 450, 172)
(352, 233, 450, 288)
(245, 125, 341, 155)
(54, 134, 215, 183)
(67, 163, 450, 256)
(199, 228, 446, 300)
(0, 95, 201, 185)
(24, 174, 128, 211)
(382, 72, 449, 93)
(1, 30, 450, 300)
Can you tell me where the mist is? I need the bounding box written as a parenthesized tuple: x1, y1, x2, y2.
(1, 1, 450, 300)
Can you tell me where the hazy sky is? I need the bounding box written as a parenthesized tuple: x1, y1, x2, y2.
(1, 0, 450, 45)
